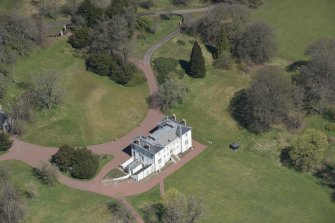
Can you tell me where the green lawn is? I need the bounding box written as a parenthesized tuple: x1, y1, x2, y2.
(137, 0, 208, 12)
(250, 0, 335, 61)
(130, 15, 181, 58)
(0, 0, 22, 9)
(2, 38, 148, 147)
(128, 34, 335, 222)
(104, 168, 127, 179)
(1, 160, 112, 223)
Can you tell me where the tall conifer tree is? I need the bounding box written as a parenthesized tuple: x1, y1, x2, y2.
(189, 41, 206, 78)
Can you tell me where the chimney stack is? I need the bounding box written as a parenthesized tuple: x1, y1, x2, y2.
(172, 114, 176, 120)
(182, 119, 186, 125)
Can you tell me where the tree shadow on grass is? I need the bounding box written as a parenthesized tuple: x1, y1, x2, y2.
(179, 60, 190, 75)
(205, 44, 217, 59)
(279, 147, 294, 168)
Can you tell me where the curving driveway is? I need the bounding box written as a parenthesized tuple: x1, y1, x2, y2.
(0, 8, 210, 223)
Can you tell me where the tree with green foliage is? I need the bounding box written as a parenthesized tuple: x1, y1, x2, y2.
(109, 57, 135, 85)
(76, 0, 104, 27)
(153, 57, 182, 83)
(68, 27, 91, 49)
(290, 129, 328, 173)
(50, 144, 75, 172)
(189, 41, 206, 78)
(51, 146, 99, 179)
(70, 147, 99, 179)
(85, 53, 111, 76)
(0, 132, 12, 152)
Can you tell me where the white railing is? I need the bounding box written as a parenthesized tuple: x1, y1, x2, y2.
(121, 157, 135, 169)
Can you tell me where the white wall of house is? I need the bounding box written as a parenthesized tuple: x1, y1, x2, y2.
(131, 164, 154, 181)
(181, 131, 192, 153)
(132, 150, 153, 166)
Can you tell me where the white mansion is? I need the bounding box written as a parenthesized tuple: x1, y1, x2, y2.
(121, 116, 192, 181)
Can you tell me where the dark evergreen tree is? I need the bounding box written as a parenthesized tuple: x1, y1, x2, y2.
(109, 58, 135, 85)
(68, 27, 91, 49)
(85, 53, 111, 76)
(50, 145, 75, 172)
(189, 41, 206, 78)
(77, 0, 104, 27)
(70, 147, 99, 179)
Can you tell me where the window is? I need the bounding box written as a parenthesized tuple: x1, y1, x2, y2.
(185, 139, 189, 145)
(158, 158, 162, 164)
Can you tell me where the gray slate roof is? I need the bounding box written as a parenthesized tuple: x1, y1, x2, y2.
(131, 117, 191, 156)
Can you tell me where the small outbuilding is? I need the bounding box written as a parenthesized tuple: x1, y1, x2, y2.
(229, 142, 240, 151)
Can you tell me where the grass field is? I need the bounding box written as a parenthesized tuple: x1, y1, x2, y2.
(128, 33, 335, 222)
(0, 0, 22, 9)
(250, 0, 335, 61)
(130, 15, 181, 58)
(104, 168, 127, 179)
(1, 38, 148, 147)
(137, 0, 208, 12)
(1, 160, 112, 223)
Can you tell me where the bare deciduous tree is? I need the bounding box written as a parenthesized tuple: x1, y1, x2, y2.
(162, 190, 204, 223)
(0, 181, 25, 223)
(35, 70, 64, 109)
(33, 161, 59, 186)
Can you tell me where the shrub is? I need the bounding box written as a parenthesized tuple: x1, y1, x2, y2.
(109, 58, 135, 85)
(68, 27, 91, 49)
(86, 53, 111, 76)
(137, 17, 151, 32)
(33, 161, 59, 186)
(70, 148, 99, 179)
(107, 200, 133, 223)
(325, 123, 335, 131)
(51, 145, 100, 179)
(289, 129, 328, 173)
(0, 132, 13, 152)
(323, 105, 335, 122)
(153, 57, 182, 84)
(25, 182, 38, 199)
(126, 71, 146, 87)
(50, 145, 76, 172)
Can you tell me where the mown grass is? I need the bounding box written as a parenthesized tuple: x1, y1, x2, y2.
(137, 0, 208, 12)
(250, 0, 335, 61)
(130, 15, 181, 58)
(128, 34, 335, 222)
(104, 168, 126, 179)
(0, 0, 22, 9)
(128, 186, 161, 214)
(2, 38, 148, 147)
(1, 160, 112, 223)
